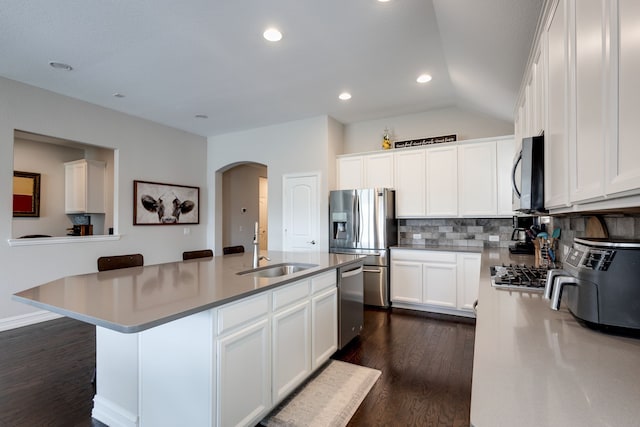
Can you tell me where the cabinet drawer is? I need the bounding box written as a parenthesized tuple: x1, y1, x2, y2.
(311, 270, 336, 294)
(273, 280, 310, 312)
(217, 293, 269, 335)
(392, 250, 456, 263)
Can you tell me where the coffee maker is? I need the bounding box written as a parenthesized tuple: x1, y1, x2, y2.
(509, 215, 536, 254)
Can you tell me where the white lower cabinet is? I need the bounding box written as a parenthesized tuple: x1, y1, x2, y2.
(457, 252, 482, 312)
(272, 281, 312, 405)
(94, 269, 340, 427)
(217, 318, 271, 427)
(310, 271, 338, 369)
(390, 260, 423, 304)
(422, 262, 457, 308)
(390, 249, 480, 317)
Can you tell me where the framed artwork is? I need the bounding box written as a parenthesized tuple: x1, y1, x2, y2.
(13, 171, 41, 217)
(133, 180, 199, 225)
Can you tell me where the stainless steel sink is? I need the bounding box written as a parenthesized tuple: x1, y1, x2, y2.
(237, 263, 318, 278)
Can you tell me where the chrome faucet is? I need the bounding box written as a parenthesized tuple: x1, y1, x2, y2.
(252, 222, 270, 268)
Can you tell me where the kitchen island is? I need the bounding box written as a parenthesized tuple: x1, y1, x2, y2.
(471, 249, 640, 427)
(13, 251, 364, 427)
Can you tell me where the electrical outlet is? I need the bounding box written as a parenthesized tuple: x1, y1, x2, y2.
(489, 235, 499, 242)
(183, 227, 190, 235)
(412, 233, 422, 239)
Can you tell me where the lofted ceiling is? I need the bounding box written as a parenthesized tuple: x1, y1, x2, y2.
(0, 0, 543, 137)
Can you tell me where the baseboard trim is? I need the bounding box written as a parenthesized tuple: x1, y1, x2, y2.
(92, 395, 139, 427)
(0, 310, 63, 332)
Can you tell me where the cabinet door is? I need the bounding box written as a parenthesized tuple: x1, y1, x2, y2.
(364, 152, 394, 188)
(272, 301, 311, 404)
(390, 260, 423, 303)
(337, 156, 363, 190)
(456, 253, 481, 312)
(533, 45, 546, 137)
(425, 146, 458, 217)
(545, 0, 571, 209)
(216, 318, 271, 427)
(65, 161, 87, 213)
(311, 287, 338, 370)
(458, 141, 497, 216)
(497, 138, 516, 216)
(423, 263, 457, 308)
(571, 0, 606, 203)
(65, 159, 106, 213)
(394, 150, 426, 217)
(609, 0, 640, 195)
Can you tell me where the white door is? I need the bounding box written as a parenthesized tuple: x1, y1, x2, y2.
(283, 173, 319, 251)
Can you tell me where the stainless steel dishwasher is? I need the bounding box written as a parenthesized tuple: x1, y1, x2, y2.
(338, 263, 364, 349)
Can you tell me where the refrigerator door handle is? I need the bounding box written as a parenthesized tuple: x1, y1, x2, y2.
(355, 193, 361, 245)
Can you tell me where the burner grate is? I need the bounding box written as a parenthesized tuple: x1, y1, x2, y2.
(491, 264, 549, 291)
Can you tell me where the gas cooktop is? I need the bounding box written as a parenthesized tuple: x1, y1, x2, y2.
(490, 264, 549, 292)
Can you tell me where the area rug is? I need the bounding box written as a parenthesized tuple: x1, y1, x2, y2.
(260, 360, 381, 427)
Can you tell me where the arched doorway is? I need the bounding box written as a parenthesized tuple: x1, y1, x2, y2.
(217, 162, 267, 254)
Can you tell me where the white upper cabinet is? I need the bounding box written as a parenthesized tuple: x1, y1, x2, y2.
(544, 0, 571, 210)
(338, 136, 514, 218)
(517, 0, 640, 212)
(336, 156, 364, 190)
(364, 152, 394, 188)
(533, 45, 546, 137)
(426, 145, 458, 217)
(608, 0, 640, 196)
(64, 159, 106, 214)
(571, 0, 606, 203)
(394, 149, 427, 217)
(496, 138, 516, 216)
(336, 151, 394, 190)
(458, 141, 497, 217)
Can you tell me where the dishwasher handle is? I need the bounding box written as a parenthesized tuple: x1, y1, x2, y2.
(341, 265, 364, 279)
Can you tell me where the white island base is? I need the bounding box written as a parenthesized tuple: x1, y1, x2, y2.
(92, 270, 339, 427)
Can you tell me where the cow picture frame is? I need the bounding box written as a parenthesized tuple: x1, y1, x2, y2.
(133, 180, 199, 225)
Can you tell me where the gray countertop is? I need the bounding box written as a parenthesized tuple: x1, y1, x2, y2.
(471, 249, 640, 427)
(12, 251, 364, 333)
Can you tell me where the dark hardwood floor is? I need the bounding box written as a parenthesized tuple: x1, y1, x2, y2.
(0, 308, 475, 427)
(337, 308, 476, 427)
(0, 317, 99, 427)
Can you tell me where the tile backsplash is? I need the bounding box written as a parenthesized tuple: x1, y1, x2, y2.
(399, 214, 640, 250)
(398, 218, 513, 248)
(550, 214, 640, 245)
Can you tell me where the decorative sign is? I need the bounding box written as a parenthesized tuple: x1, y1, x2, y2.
(394, 134, 457, 149)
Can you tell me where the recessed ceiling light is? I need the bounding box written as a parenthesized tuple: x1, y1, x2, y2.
(49, 61, 73, 71)
(195, 114, 209, 119)
(417, 74, 432, 83)
(338, 92, 352, 101)
(263, 28, 283, 42)
(112, 93, 125, 98)
(378, 0, 391, 2)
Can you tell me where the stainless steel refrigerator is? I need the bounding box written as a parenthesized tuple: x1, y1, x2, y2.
(329, 188, 397, 307)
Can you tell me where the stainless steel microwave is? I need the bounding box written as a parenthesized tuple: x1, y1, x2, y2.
(512, 135, 546, 214)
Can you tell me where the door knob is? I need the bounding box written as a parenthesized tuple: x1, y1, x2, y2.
(308, 240, 316, 245)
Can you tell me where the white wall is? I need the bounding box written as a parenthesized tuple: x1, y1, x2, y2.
(343, 106, 514, 154)
(208, 116, 341, 254)
(0, 77, 208, 327)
